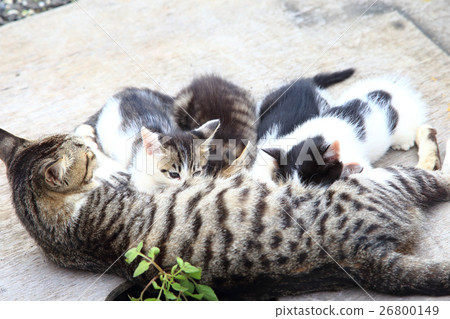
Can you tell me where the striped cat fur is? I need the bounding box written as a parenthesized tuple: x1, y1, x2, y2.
(0, 126, 449, 300)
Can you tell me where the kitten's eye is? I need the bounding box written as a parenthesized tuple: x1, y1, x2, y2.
(169, 172, 180, 179)
(193, 171, 202, 177)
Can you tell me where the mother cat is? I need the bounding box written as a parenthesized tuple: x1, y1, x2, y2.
(0, 126, 449, 300)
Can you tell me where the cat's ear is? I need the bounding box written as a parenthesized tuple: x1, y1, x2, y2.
(195, 120, 221, 159)
(141, 127, 163, 156)
(341, 162, 364, 178)
(44, 158, 67, 187)
(323, 140, 340, 163)
(194, 119, 221, 142)
(0, 129, 27, 165)
(262, 148, 282, 165)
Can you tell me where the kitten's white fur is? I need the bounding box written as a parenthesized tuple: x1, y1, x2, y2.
(337, 77, 427, 151)
(95, 97, 138, 167)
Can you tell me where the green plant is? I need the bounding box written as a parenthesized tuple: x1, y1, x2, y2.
(124, 242, 218, 301)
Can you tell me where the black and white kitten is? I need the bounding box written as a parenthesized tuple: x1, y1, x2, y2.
(257, 68, 355, 140)
(254, 69, 355, 185)
(258, 77, 427, 186)
(76, 87, 220, 192)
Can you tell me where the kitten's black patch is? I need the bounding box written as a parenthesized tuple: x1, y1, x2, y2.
(257, 80, 322, 139)
(271, 135, 343, 186)
(368, 90, 398, 133)
(257, 69, 355, 140)
(324, 99, 369, 140)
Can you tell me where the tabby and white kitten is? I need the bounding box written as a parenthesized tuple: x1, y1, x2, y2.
(1, 125, 449, 300)
(80, 87, 220, 192)
(260, 77, 426, 186)
(173, 75, 258, 175)
(255, 69, 355, 185)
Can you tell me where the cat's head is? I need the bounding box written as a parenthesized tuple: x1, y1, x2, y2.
(262, 136, 362, 186)
(0, 129, 97, 192)
(0, 128, 99, 236)
(135, 119, 220, 187)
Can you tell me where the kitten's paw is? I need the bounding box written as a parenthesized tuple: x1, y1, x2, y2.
(415, 125, 441, 171)
(391, 140, 415, 151)
(74, 124, 98, 150)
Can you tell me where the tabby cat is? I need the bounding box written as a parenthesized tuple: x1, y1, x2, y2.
(260, 77, 426, 186)
(0, 126, 449, 300)
(173, 75, 258, 175)
(81, 87, 220, 192)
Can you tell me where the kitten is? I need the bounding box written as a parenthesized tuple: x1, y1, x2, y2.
(260, 77, 426, 186)
(173, 75, 257, 175)
(254, 68, 355, 185)
(257, 68, 355, 141)
(79, 87, 220, 192)
(1, 125, 449, 300)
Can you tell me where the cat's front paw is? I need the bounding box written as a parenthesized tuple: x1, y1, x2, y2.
(74, 124, 99, 150)
(391, 140, 415, 151)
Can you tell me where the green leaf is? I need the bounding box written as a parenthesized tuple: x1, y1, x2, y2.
(148, 247, 160, 260)
(176, 257, 184, 268)
(151, 281, 161, 290)
(171, 282, 188, 292)
(171, 264, 178, 275)
(188, 270, 202, 280)
(163, 290, 177, 300)
(129, 296, 140, 301)
(179, 279, 195, 294)
(144, 298, 159, 301)
(196, 284, 218, 301)
(174, 274, 186, 281)
(184, 291, 204, 300)
(124, 248, 138, 263)
(137, 241, 143, 253)
(183, 262, 200, 274)
(133, 260, 150, 277)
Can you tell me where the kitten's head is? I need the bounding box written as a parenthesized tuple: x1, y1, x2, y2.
(137, 119, 220, 187)
(263, 136, 362, 186)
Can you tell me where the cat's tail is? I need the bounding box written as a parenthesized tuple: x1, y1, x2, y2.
(361, 252, 450, 296)
(313, 68, 355, 89)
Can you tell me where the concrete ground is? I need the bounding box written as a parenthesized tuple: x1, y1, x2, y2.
(0, 0, 449, 300)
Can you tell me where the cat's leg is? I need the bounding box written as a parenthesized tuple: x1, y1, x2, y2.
(74, 124, 99, 150)
(415, 125, 441, 170)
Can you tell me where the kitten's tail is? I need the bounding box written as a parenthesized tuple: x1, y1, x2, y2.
(362, 252, 450, 296)
(313, 68, 355, 88)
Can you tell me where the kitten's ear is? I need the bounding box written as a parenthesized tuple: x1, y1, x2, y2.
(262, 148, 282, 164)
(341, 162, 364, 178)
(195, 120, 221, 159)
(0, 129, 27, 165)
(44, 158, 67, 187)
(323, 140, 340, 163)
(194, 119, 221, 142)
(141, 127, 163, 155)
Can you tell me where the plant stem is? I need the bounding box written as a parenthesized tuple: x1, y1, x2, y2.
(140, 275, 159, 301)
